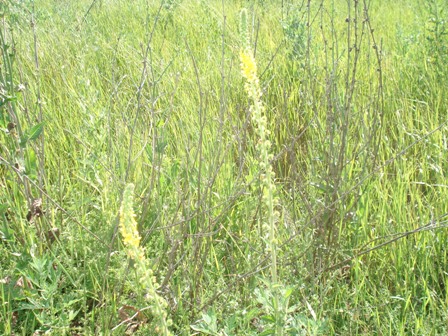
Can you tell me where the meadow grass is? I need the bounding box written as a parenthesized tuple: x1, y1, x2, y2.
(1, 0, 448, 334)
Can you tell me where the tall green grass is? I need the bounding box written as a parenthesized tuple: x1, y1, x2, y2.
(0, 0, 447, 334)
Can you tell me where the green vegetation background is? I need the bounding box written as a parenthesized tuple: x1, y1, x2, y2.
(1, 0, 447, 334)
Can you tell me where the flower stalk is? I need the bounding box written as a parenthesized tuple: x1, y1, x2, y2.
(240, 8, 282, 335)
(119, 183, 172, 335)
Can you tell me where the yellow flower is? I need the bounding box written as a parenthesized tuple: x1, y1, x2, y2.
(118, 183, 172, 335)
(119, 184, 141, 251)
(240, 49, 257, 83)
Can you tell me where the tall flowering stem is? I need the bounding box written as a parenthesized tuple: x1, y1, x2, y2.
(239, 8, 281, 333)
(119, 183, 172, 335)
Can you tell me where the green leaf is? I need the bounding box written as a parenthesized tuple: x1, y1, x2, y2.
(203, 312, 212, 325)
(0, 204, 8, 215)
(25, 148, 37, 179)
(259, 328, 275, 336)
(261, 314, 275, 323)
(27, 122, 45, 141)
(20, 122, 45, 147)
(244, 308, 260, 322)
(284, 287, 294, 299)
(0, 95, 17, 109)
(190, 324, 216, 335)
(19, 135, 27, 148)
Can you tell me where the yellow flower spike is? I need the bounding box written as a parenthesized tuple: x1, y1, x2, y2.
(239, 7, 283, 335)
(119, 184, 141, 250)
(240, 49, 257, 82)
(118, 183, 172, 336)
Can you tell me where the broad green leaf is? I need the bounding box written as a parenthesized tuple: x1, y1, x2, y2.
(203, 312, 212, 325)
